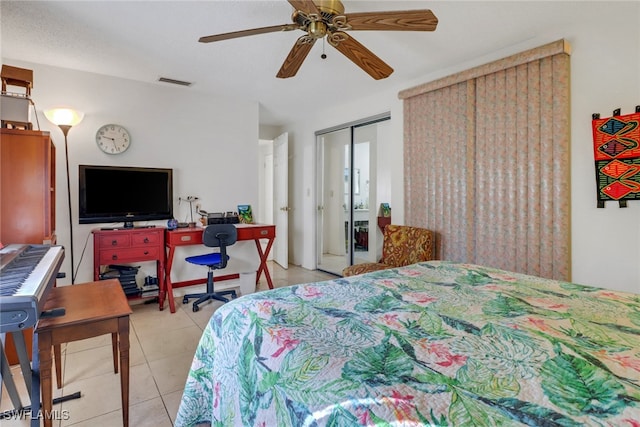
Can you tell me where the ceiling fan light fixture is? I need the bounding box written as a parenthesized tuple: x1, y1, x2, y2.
(308, 21, 327, 38)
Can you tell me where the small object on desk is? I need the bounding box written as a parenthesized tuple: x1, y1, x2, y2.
(178, 195, 199, 226)
(237, 205, 253, 223)
(205, 212, 239, 224)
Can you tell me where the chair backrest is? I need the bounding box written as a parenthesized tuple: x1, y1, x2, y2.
(202, 224, 237, 269)
(202, 224, 237, 248)
(380, 224, 434, 268)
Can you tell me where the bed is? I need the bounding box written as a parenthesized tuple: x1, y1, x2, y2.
(175, 261, 640, 426)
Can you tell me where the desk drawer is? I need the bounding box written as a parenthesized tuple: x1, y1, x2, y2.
(99, 247, 160, 264)
(131, 231, 161, 246)
(237, 226, 275, 240)
(165, 229, 202, 246)
(98, 234, 131, 248)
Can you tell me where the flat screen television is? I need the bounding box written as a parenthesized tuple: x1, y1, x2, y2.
(79, 165, 173, 227)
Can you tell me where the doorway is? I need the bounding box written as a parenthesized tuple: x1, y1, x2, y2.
(316, 114, 390, 275)
(258, 133, 289, 268)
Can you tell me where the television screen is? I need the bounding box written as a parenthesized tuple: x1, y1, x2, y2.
(79, 165, 173, 226)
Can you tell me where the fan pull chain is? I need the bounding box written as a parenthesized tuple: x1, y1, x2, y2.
(321, 37, 327, 59)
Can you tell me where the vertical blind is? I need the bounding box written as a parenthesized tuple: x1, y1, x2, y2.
(400, 40, 571, 280)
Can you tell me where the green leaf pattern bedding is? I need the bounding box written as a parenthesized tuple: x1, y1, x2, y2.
(175, 261, 640, 426)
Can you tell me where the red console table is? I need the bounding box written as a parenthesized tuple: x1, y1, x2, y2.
(92, 227, 166, 309)
(163, 224, 276, 313)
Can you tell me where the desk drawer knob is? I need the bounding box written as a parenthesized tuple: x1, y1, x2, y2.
(111, 240, 117, 246)
(112, 254, 118, 260)
(144, 251, 149, 255)
(144, 238, 149, 243)
(260, 230, 268, 235)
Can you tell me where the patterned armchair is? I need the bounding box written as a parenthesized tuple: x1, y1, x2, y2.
(342, 224, 434, 277)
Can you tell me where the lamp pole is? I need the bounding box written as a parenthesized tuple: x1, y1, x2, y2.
(58, 124, 75, 283)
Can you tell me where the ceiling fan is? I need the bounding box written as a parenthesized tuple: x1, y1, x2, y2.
(199, 0, 438, 80)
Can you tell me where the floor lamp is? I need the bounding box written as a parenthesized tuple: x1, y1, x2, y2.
(44, 107, 84, 284)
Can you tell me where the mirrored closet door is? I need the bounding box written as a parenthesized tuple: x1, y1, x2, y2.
(316, 114, 390, 276)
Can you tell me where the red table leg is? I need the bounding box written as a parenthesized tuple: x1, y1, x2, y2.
(162, 246, 177, 313)
(255, 238, 275, 289)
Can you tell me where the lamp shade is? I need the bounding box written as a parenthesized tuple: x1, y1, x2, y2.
(44, 108, 84, 127)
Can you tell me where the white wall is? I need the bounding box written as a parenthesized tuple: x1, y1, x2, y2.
(4, 60, 260, 286)
(285, 2, 640, 293)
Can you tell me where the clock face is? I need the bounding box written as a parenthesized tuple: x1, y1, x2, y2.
(96, 124, 131, 154)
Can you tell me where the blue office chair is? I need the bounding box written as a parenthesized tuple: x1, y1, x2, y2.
(182, 224, 238, 312)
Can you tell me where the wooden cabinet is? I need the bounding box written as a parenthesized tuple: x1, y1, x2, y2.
(0, 128, 56, 245)
(92, 227, 165, 305)
(0, 128, 56, 365)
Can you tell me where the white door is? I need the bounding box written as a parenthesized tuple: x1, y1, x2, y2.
(273, 132, 289, 269)
(316, 128, 350, 275)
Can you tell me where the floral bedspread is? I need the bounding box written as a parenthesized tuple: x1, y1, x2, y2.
(175, 261, 640, 426)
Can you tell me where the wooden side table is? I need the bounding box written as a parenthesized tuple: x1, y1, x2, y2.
(36, 280, 132, 427)
(377, 216, 391, 232)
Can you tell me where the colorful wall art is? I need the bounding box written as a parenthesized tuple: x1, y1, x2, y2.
(592, 107, 640, 207)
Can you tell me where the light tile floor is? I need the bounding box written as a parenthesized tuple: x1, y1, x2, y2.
(1, 262, 335, 427)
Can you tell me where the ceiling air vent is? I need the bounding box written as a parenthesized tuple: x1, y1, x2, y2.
(158, 77, 192, 87)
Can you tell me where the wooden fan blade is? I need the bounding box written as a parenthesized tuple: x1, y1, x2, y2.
(330, 32, 393, 80)
(199, 24, 299, 43)
(287, 0, 321, 16)
(277, 36, 317, 78)
(344, 10, 438, 31)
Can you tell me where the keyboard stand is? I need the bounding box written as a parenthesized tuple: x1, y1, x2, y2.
(0, 331, 33, 423)
(1, 311, 80, 426)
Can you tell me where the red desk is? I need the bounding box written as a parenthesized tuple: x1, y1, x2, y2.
(163, 224, 276, 313)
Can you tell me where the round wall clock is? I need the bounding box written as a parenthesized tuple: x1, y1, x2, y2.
(96, 124, 131, 154)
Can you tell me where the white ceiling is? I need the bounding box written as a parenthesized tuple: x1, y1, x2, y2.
(0, 1, 594, 126)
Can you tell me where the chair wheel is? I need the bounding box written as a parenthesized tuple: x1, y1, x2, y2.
(183, 297, 188, 304)
(192, 304, 199, 312)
